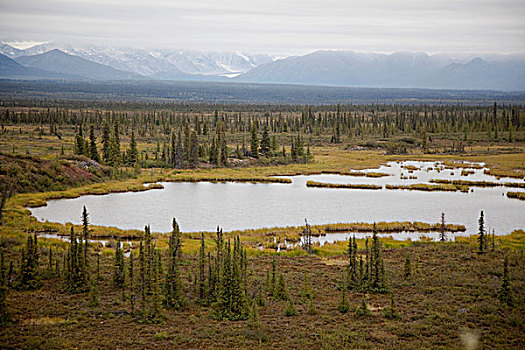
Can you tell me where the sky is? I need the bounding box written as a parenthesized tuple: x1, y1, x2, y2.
(1, 0, 524, 55)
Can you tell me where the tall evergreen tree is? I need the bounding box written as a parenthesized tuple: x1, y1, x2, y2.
(259, 125, 271, 155)
(74, 123, 84, 155)
(89, 125, 100, 162)
(18, 233, 40, 290)
(82, 206, 90, 267)
(497, 254, 513, 306)
(101, 120, 111, 164)
(478, 211, 486, 253)
(175, 130, 184, 169)
(190, 131, 199, 168)
(65, 227, 88, 293)
(128, 130, 138, 165)
(113, 238, 126, 288)
(129, 251, 135, 314)
(250, 125, 259, 158)
(164, 219, 184, 310)
(198, 233, 206, 302)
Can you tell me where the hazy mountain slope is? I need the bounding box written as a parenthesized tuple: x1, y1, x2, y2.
(2, 42, 524, 89)
(16, 49, 144, 80)
(0, 44, 23, 58)
(237, 51, 525, 90)
(0, 53, 81, 79)
(7, 43, 275, 77)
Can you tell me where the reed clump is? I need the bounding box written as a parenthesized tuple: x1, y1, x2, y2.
(168, 176, 292, 184)
(402, 165, 419, 171)
(431, 179, 525, 188)
(484, 168, 524, 179)
(461, 169, 475, 176)
(507, 192, 525, 201)
(306, 181, 382, 190)
(323, 221, 466, 233)
(386, 183, 468, 192)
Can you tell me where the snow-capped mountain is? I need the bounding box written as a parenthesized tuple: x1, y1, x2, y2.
(0, 42, 275, 77)
(2, 42, 524, 90)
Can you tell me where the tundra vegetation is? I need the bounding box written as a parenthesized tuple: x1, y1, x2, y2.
(0, 101, 524, 349)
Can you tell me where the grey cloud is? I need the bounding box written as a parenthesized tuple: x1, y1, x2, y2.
(0, 0, 523, 54)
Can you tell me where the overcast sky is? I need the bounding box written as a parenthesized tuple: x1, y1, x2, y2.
(1, 0, 524, 55)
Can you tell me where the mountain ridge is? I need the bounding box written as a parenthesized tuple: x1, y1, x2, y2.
(15, 49, 143, 80)
(1, 43, 524, 90)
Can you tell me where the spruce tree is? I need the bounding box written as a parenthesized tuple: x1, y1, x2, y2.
(383, 292, 401, 320)
(165, 218, 184, 310)
(276, 273, 288, 301)
(129, 251, 135, 314)
(369, 224, 387, 292)
(284, 298, 298, 316)
(271, 256, 277, 297)
(139, 241, 146, 315)
(478, 211, 485, 253)
(230, 236, 248, 320)
(355, 298, 371, 317)
(176, 130, 184, 169)
(259, 125, 271, 155)
(113, 120, 121, 165)
(300, 271, 314, 302)
(102, 120, 111, 164)
(216, 237, 248, 320)
(128, 131, 138, 165)
(150, 251, 162, 320)
(18, 233, 40, 290)
(82, 206, 89, 267)
(65, 227, 88, 293)
(113, 238, 125, 288)
(216, 239, 232, 319)
(190, 131, 199, 168)
(74, 123, 84, 155)
(220, 133, 228, 166)
(250, 125, 259, 158)
(88, 280, 100, 307)
(337, 288, 350, 313)
(497, 254, 513, 306)
(198, 233, 206, 303)
(89, 125, 100, 162)
(247, 301, 263, 339)
(347, 235, 358, 289)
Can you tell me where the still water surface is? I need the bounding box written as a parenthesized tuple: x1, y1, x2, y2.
(30, 161, 524, 236)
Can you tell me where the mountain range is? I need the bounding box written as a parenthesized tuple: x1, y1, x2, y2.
(1, 42, 524, 90)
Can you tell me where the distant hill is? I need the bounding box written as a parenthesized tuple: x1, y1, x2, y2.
(0, 53, 78, 79)
(236, 51, 525, 91)
(15, 49, 144, 80)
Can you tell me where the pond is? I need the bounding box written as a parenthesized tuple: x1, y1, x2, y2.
(30, 161, 524, 239)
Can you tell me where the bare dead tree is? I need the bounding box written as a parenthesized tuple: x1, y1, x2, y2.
(302, 218, 313, 254)
(440, 212, 446, 241)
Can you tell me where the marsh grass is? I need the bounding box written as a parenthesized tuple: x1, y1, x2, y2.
(385, 183, 469, 192)
(306, 181, 382, 190)
(507, 192, 525, 201)
(431, 179, 525, 188)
